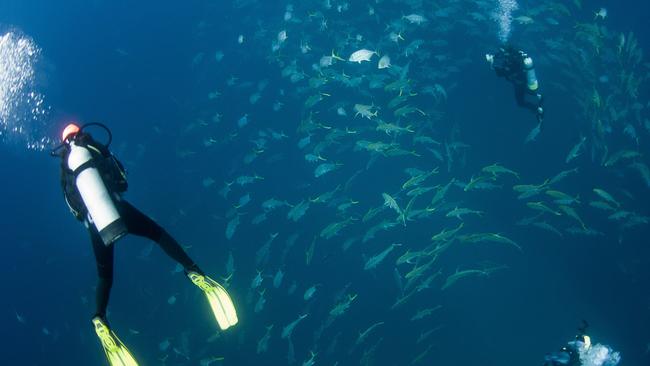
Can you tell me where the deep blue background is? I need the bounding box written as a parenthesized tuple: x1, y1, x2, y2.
(1, 0, 649, 365)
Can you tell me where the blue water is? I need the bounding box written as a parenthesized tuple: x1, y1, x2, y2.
(1, 0, 649, 365)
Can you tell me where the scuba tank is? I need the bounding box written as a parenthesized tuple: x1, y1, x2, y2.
(523, 56, 539, 91)
(65, 125, 127, 246)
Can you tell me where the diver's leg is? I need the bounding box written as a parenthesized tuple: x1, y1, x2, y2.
(119, 200, 202, 273)
(90, 227, 114, 319)
(514, 86, 525, 107)
(535, 92, 544, 123)
(536, 91, 544, 107)
(514, 86, 536, 111)
(527, 89, 544, 123)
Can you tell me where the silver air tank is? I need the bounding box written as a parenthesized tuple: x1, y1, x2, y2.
(523, 56, 538, 91)
(67, 141, 127, 245)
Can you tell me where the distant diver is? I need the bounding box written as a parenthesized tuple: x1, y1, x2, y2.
(542, 321, 621, 366)
(486, 45, 544, 125)
(51, 122, 238, 366)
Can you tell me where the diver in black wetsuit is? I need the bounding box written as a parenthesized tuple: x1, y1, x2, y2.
(542, 321, 621, 366)
(543, 321, 590, 366)
(486, 45, 544, 124)
(51, 122, 237, 365)
(55, 123, 203, 322)
(543, 335, 586, 366)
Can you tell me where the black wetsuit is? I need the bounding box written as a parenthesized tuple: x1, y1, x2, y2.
(492, 46, 544, 121)
(59, 133, 201, 319)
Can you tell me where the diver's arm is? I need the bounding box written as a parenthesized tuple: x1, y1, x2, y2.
(60, 151, 86, 220)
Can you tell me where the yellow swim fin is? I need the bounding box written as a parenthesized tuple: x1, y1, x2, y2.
(92, 317, 139, 366)
(188, 271, 239, 330)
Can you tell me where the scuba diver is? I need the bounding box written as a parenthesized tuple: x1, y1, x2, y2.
(544, 335, 589, 365)
(543, 321, 621, 366)
(51, 122, 238, 366)
(486, 44, 544, 125)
